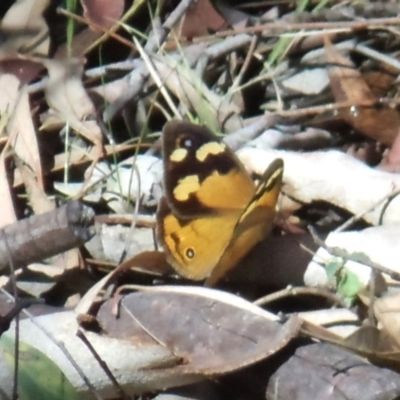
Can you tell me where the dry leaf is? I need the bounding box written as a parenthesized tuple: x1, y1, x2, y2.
(151, 54, 242, 132)
(0, 153, 16, 227)
(0, 0, 49, 82)
(81, 0, 124, 30)
(103, 155, 163, 211)
(382, 127, 400, 170)
(305, 226, 400, 289)
(375, 292, 400, 350)
(0, 0, 50, 58)
(324, 37, 400, 145)
(0, 74, 20, 135)
(342, 325, 400, 362)
(15, 158, 53, 215)
(9, 85, 44, 190)
(54, 154, 162, 214)
(75, 250, 170, 316)
(2, 311, 196, 398)
(171, 0, 228, 40)
(300, 319, 400, 364)
(84, 223, 155, 264)
(237, 147, 400, 225)
(54, 29, 103, 59)
(282, 68, 329, 95)
(43, 58, 103, 150)
(97, 286, 301, 374)
(247, 127, 332, 150)
(3, 289, 299, 397)
(299, 308, 359, 338)
(0, 58, 44, 84)
(0, 74, 20, 226)
(267, 341, 400, 399)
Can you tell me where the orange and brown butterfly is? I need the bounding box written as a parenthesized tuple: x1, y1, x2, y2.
(156, 120, 284, 286)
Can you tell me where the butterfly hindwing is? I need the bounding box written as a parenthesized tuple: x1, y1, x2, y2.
(157, 197, 241, 279)
(205, 159, 284, 285)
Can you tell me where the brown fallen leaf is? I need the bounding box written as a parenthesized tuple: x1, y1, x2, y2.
(3, 310, 198, 398)
(75, 250, 171, 316)
(150, 53, 242, 132)
(13, 162, 80, 296)
(84, 224, 156, 266)
(15, 156, 53, 215)
(0, 74, 20, 227)
(115, 251, 172, 276)
(9, 85, 44, 190)
(267, 341, 400, 399)
(43, 58, 104, 187)
(96, 286, 301, 374)
(0, 74, 20, 130)
(304, 314, 400, 368)
(0, 0, 49, 82)
(0, 58, 44, 85)
(43, 58, 103, 147)
(54, 29, 102, 59)
(81, 0, 124, 30)
(381, 127, 400, 171)
(12, 142, 137, 189)
(0, 0, 50, 58)
(375, 292, 400, 350)
(363, 69, 398, 99)
(8, 84, 85, 271)
(171, 0, 228, 41)
(324, 36, 400, 146)
(342, 325, 400, 364)
(0, 152, 16, 227)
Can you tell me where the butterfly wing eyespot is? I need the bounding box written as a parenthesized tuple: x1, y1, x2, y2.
(185, 248, 195, 259)
(176, 135, 193, 149)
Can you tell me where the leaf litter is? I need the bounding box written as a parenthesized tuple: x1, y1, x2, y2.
(1, 0, 400, 399)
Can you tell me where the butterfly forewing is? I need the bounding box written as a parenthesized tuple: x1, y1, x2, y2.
(162, 120, 255, 217)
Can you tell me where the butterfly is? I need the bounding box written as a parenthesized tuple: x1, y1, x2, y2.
(156, 120, 283, 286)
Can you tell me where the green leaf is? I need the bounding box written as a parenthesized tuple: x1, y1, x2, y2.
(0, 335, 82, 400)
(325, 258, 343, 280)
(268, 36, 293, 65)
(338, 270, 362, 300)
(268, 0, 308, 68)
(312, 0, 331, 13)
(65, 0, 78, 57)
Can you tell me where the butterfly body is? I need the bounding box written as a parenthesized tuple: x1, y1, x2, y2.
(157, 120, 283, 285)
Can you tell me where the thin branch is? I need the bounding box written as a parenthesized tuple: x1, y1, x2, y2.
(76, 330, 128, 400)
(309, 226, 400, 282)
(0, 201, 94, 274)
(254, 285, 347, 308)
(203, 17, 400, 39)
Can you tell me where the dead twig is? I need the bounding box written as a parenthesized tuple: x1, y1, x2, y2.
(204, 17, 400, 39)
(254, 285, 347, 308)
(0, 201, 94, 274)
(309, 226, 400, 282)
(76, 329, 128, 400)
